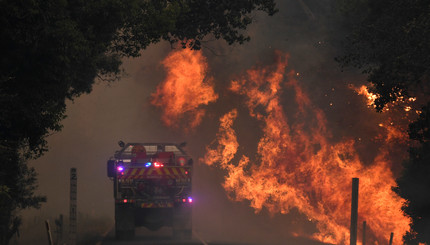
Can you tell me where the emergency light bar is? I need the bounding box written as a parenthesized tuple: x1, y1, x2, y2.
(144, 162, 164, 168)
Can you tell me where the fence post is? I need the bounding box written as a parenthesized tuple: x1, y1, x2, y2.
(45, 220, 53, 245)
(69, 168, 77, 245)
(350, 178, 359, 245)
(362, 221, 366, 245)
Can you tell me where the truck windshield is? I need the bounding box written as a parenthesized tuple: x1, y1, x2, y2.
(120, 144, 184, 157)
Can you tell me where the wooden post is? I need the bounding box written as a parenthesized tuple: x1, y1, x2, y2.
(362, 221, 366, 245)
(389, 232, 394, 245)
(45, 220, 53, 245)
(55, 214, 63, 245)
(350, 178, 359, 245)
(69, 168, 77, 245)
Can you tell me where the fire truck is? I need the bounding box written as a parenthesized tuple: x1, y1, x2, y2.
(107, 142, 193, 240)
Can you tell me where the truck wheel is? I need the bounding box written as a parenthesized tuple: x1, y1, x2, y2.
(172, 207, 192, 240)
(115, 204, 135, 240)
(182, 229, 192, 239)
(115, 229, 135, 240)
(173, 228, 192, 240)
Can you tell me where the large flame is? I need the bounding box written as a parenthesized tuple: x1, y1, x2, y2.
(151, 48, 218, 129)
(203, 52, 410, 244)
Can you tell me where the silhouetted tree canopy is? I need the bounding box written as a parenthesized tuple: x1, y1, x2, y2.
(0, 143, 46, 244)
(0, 0, 277, 157)
(0, 0, 277, 244)
(393, 106, 430, 244)
(337, 0, 430, 111)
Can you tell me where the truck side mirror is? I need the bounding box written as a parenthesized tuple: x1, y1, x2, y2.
(107, 160, 116, 177)
(118, 140, 125, 148)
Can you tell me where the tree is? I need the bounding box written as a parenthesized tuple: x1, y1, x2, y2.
(337, 0, 430, 243)
(336, 0, 430, 111)
(0, 0, 277, 244)
(393, 105, 430, 244)
(0, 142, 46, 244)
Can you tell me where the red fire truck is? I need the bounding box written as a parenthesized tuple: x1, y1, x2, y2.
(107, 142, 193, 240)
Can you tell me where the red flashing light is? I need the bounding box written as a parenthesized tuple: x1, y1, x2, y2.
(154, 162, 164, 168)
(182, 198, 186, 203)
(177, 157, 186, 166)
(123, 199, 128, 203)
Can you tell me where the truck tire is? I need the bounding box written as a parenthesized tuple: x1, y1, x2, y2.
(172, 206, 192, 240)
(173, 228, 192, 240)
(115, 229, 135, 240)
(115, 203, 135, 240)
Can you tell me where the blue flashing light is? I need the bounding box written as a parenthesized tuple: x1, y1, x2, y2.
(117, 166, 124, 172)
(145, 162, 152, 167)
(188, 197, 193, 203)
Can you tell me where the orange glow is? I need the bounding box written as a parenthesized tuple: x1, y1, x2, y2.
(374, 122, 408, 143)
(203, 109, 238, 168)
(151, 48, 218, 129)
(353, 85, 418, 116)
(384, 125, 408, 143)
(354, 85, 378, 108)
(203, 52, 410, 244)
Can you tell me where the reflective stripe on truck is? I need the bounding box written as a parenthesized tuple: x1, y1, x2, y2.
(117, 167, 191, 180)
(140, 202, 174, 208)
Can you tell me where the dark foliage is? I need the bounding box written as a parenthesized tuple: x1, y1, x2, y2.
(114, 0, 278, 55)
(0, 141, 46, 244)
(336, 0, 430, 111)
(0, 0, 277, 244)
(393, 104, 430, 244)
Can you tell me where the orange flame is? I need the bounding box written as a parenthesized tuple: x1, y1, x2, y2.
(151, 48, 218, 129)
(203, 52, 410, 244)
(353, 85, 419, 114)
(204, 109, 239, 168)
(353, 85, 378, 108)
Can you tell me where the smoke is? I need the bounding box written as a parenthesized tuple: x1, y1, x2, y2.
(21, 0, 414, 244)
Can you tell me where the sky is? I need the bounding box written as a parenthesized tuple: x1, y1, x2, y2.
(19, 0, 413, 244)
